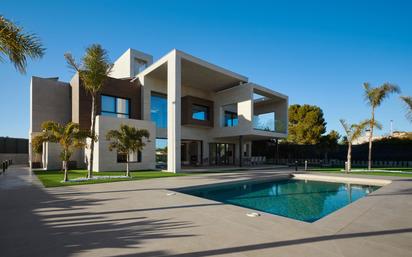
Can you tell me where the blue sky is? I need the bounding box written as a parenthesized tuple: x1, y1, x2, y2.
(1, 0, 411, 139)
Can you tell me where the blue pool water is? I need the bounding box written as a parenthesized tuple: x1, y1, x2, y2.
(180, 179, 380, 222)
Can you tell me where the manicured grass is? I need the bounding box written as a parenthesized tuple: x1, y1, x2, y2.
(309, 167, 412, 177)
(310, 167, 412, 171)
(33, 169, 189, 188)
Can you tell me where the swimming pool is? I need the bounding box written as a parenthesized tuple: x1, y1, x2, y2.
(179, 178, 380, 222)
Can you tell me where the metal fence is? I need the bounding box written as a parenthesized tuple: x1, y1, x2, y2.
(270, 158, 412, 168)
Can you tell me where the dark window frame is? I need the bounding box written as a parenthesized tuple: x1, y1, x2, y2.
(101, 94, 131, 118)
(191, 104, 210, 121)
(150, 91, 168, 128)
(224, 110, 238, 127)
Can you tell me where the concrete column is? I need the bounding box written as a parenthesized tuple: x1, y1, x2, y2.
(167, 51, 181, 172)
(239, 136, 243, 167)
(42, 141, 47, 169)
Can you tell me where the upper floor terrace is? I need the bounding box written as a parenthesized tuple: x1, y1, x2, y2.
(135, 49, 288, 140)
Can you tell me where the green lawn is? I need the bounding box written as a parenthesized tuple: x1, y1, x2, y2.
(308, 167, 412, 177)
(33, 169, 189, 188)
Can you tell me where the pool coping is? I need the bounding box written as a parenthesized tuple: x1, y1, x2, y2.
(293, 173, 392, 186)
(170, 172, 395, 233)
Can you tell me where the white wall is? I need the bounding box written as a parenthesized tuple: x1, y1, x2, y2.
(211, 84, 254, 138)
(111, 49, 153, 79)
(41, 142, 84, 170)
(93, 115, 156, 172)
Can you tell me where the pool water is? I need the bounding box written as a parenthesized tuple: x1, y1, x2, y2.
(180, 179, 380, 222)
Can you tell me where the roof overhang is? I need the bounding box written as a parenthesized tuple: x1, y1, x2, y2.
(137, 49, 248, 92)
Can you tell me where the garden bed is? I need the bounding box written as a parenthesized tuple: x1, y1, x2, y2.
(34, 169, 188, 187)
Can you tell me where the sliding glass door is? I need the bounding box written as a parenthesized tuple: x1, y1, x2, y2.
(209, 143, 235, 165)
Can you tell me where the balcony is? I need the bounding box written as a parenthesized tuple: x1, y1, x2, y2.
(252, 88, 287, 136)
(253, 114, 287, 134)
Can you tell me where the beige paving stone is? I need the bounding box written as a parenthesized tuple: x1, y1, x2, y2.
(1, 166, 411, 257)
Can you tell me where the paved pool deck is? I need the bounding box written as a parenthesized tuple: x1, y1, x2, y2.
(0, 166, 411, 257)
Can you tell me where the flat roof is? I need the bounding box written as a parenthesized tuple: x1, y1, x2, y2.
(137, 49, 248, 92)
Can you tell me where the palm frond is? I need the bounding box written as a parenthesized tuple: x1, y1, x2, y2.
(401, 96, 412, 122)
(38, 121, 87, 163)
(106, 124, 150, 155)
(31, 135, 45, 154)
(363, 82, 400, 108)
(339, 119, 351, 137)
(340, 119, 369, 143)
(64, 52, 81, 72)
(351, 119, 369, 141)
(372, 119, 383, 130)
(65, 44, 113, 95)
(0, 15, 45, 74)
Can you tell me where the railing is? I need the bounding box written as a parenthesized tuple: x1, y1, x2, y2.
(270, 158, 412, 168)
(253, 114, 286, 133)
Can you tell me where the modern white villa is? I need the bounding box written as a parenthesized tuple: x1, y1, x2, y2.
(29, 48, 288, 172)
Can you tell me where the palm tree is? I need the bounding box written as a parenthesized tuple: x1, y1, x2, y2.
(32, 121, 88, 182)
(363, 82, 400, 170)
(400, 96, 412, 123)
(106, 124, 150, 177)
(64, 44, 112, 178)
(339, 119, 376, 172)
(0, 15, 45, 73)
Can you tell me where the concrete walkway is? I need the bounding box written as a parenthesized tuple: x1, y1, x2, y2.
(0, 166, 411, 257)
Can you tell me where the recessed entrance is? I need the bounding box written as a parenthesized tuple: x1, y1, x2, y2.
(209, 143, 235, 165)
(181, 140, 203, 167)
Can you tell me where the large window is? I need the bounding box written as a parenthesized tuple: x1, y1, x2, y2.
(192, 104, 209, 121)
(221, 103, 238, 127)
(101, 95, 130, 118)
(151, 92, 167, 128)
(209, 143, 235, 165)
(224, 111, 238, 127)
(155, 138, 167, 168)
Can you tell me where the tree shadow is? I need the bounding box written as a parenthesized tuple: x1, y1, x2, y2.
(49, 187, 169, 196)
(0, 174, 197, 257)
(112, 227, 412, 257)
(34, 202, 224, 221)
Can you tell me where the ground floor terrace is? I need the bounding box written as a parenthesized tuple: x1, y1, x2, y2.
(32, 115, 283, 173)
(1, 165, 411, 257)
(156, 136, 282, 170)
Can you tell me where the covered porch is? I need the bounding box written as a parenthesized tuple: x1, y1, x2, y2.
(138, 49, 248, 173)
(178, 134, 285, 170)
(181, 163, 288, 172)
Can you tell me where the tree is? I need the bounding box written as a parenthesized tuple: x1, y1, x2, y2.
(106, 124, 150, 177)
(65, 44, 112, 178)
(363, 82, 400, 170)
(319, 130, 341, 160)
(288, 104, 326, 144)
(0, 15, 45, 73)
(339, 119, 370, 172)
(400, 96, 412, 123)
(32, 121, 88, 182)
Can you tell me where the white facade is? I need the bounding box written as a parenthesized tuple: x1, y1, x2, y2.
(30, 48, 288, 173)
(93, 115, 156, 171)
(134, 49, 288, 172)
